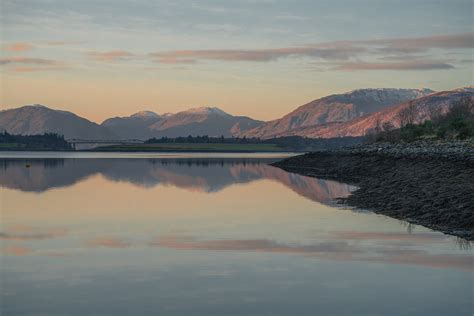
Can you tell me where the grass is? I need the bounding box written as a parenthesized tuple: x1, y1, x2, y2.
(91, 142, 286, 152)
(0, 143, 23, 148)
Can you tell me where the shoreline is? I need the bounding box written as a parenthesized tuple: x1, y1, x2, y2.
(0, 148, 298, 153)
(0, 147, 299, 153)
(272, 141, 474, 240)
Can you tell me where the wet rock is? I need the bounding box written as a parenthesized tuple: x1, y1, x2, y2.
(272, 140, 474, 240)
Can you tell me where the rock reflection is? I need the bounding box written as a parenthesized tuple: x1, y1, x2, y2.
(0, 158, 355, 205)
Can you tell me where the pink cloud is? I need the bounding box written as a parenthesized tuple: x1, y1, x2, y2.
(370, 32, 474, 53)
(3, 42, 35, 52)
(148, 33, 472, 67)
(87, 237, 131, 248)
(3, 245, 33, 256)
(0, 226, 68, 240)
(150, 46, 364, 64)
(0, 57, 70, 72)
(334, 61, 454, 71)
(45, 41, 81, 46)
(11, 66, 70, 72)
(88, 50, 134, 61)
(0, 57, 57, 65)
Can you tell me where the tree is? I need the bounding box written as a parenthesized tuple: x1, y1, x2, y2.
(426, 105, 443, 124)
(397, 103, 418, 127)
(382, 121, 395, 132)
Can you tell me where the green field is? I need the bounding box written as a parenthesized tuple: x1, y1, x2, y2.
(91, 142, 286, 152)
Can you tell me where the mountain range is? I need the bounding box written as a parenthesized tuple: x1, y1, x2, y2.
(102, 107, 262, 139)
(239, 88, 434, 139)
(1, 87, 472, 140)
(280, 89, 472, 138)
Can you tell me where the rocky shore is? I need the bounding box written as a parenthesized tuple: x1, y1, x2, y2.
(272, 140, 474, 240)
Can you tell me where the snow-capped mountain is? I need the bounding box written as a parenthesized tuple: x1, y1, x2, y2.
(239, 88, 434, 139)
(146, 107, 262, 138)
(258, 89, 473, 139)
(130, 110, 161, 119)
(179, 106, 230, 116)
(101, 111, 162, 139)
(3, 87, 470, 141)
(101, 106, 262, 139)
(0, 104, 263, 140)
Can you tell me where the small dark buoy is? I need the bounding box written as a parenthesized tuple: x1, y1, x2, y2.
(25, 164, 31, 168)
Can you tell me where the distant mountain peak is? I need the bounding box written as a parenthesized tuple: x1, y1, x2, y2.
(0, 104, 116, 140)
(30, 103, 49, 108)
(130, 110, 160, 118)
(1, 104, 48, 113)
(344, 87, 434, 96)
(14, 104, 74, 117)
(15, 104, 53, 111)
(454, 85, 474, 92)
(181, 106, 230, 116)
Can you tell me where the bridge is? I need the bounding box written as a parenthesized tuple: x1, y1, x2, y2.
(67, 139, 144, 150)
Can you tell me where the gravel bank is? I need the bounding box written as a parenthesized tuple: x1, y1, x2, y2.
(272, 141, 474, 240)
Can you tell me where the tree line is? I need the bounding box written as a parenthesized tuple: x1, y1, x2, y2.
(145, 135, 365, 151)
(0, 131, 73, 150)
(369, 97, 474, 142)
(145, 135, 264, 144)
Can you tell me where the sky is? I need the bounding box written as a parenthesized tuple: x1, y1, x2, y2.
(1, 0, 473, 123)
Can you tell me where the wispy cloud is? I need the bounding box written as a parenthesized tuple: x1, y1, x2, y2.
(86, 236, 131, 248)
(147, 32, 472, 70)
(3, 42, 35, 52)
(0, 56, 57, 65)
(12, 65, 71, 72)
(87, 50, 134, 61)
(2, 40, 80, 52)
(45, 40, 81, 46)
(0, 226, 68, 240)
(274, 14, 308, 21)
(3, 245, 33, 256)
(0, 57, 70, 72)
(366, 33, 474, 53)
(333, 61, 455, 71)
(195, 23, 241, 33)
(150, 45, 365, 64)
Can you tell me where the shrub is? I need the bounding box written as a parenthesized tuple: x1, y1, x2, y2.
(368, 97, 473, 143)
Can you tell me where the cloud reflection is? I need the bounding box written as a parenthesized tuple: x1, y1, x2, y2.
(86, 237, 131, 248)
(332, 231, 447, 243)
(150, 233, 473, 271)
(0, 225, 68, 241)
(3, 245, 33, 256)
(151, 235, 357, 254)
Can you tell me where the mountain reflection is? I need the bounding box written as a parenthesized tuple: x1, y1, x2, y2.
(0, 158, 355, 205)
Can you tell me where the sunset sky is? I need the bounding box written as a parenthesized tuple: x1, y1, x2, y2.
(1, 0, 473, 122)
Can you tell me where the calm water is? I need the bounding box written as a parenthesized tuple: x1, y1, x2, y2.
(1, 153, 472, 316)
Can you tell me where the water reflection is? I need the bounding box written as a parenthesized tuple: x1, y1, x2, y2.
(150, 233, 473, 271)
(1, 156, 472, 316)
(0, 158, 355, 205)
